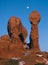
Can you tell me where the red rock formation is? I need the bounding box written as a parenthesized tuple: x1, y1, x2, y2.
(0, 35, 11, 50)
(21, 25, 28, 42)
(0, 35, 26, 58)
(0, 35, 10, 58)
(0, 17, 28, 58)
(0, 35, 11, 41)
(0, 11, 48, 65)
(29, 11, 40, 51)
(7, 16, 28, 43)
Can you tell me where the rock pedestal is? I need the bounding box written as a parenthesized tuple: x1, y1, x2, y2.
(29, 11, 40, 51)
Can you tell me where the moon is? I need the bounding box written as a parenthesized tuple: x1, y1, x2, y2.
(27, 6, 30, 9)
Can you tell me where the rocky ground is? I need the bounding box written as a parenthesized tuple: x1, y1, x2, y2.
(0, 35, 48, 65)
(0, 50, 48, 65)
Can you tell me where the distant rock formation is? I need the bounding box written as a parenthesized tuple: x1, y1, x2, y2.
(29, 11, 40, 51)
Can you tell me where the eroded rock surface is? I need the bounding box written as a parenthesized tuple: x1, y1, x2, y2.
(0, 11, 48, 65)
(0, 17, 28, 58)
(7, 16, 28, 43)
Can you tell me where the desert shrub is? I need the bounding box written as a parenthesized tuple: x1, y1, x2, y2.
(35, 63, 45, 65)
(5, 59, 19, 65)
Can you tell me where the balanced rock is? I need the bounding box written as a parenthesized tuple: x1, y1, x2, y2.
(29, 11, 40, 51)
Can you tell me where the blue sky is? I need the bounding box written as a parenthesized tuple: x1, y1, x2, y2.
(0, 0, 48, 52)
